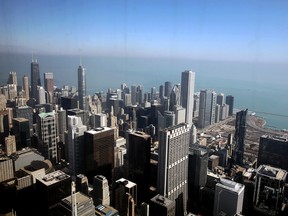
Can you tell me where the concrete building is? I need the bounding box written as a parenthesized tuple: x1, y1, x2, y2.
(198, 89, 216, 129)
(169, 85, 181, 111)
(174, 105, 186, 125)
(157, 123, 190, 215)
(258, 135, 288, 172)
(150, 194, 175, 216)
(181, 70, 195, 126)
(37, 112, 58, 164)
(37, 86, 46, 104)
(0, 157, 14, 182)
(253, 165, 287, 216)
(57, 108, 67, 143)
(164, 81, 172, 98)
(23, 75, 29, 100)
(44, 72, 54, 93)
(67, 116, 87, 176)
(93, 175, 110, 206)
(5, 135, 16, 156)
(213, 178, 245, 216)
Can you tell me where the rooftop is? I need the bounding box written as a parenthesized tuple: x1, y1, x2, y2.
(86, 127, 113, 134)
(116, 178, 136, 189)
(62, 192, 91, 206)
(216, 178, 245, 194)
(257, 165, 287, 181)
(37, 170, 70, 186)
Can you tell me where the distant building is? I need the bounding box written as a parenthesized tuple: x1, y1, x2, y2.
(233, 109, 248, 166)
(31, 59, 41, 99)
(61, 96, 78, 110)
(13, 106, 33, 131)
(150, 194, 175, 216)
(181, 70, 195, 126)
(12, 117, 31, 150)
(157, 123, 190, 215)
(258, 135, 288, 172)
(226, 95, 234, 116)
(253, 165, 287, 216)
(23, 75, 29, 100)
(216, 93, 224, 106)
(78, 65, 87, 110)
(57, 108, 67, 143)
(164, 81, 172, 98)
(44, 72, 54, 93)
(37, 86, 46, 104)
(169, 85, 181, 111)
(213, 178, 245, 216)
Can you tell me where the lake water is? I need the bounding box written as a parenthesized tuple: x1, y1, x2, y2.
(1, 52, 287, 129)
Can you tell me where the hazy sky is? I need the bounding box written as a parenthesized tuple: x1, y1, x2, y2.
(1, 0, 288, 62)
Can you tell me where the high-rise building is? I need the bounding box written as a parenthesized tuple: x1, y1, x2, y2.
(253, 165, 287, 216)
(78, 65, 87, 110)
(216, 93, 225, 105)
(7, 71, 17, 86)
(76, 174, 89, 196)
(164, 81, 172, 98)
(93, 175, 110, 206)
(31, 59, 41, 99)
(150, 194, 175, 216)
(174, 105, 186, 125)
(258, 135, 288, 172)
(84, 127, 114, 183)
(169, 85, 181, 111)
(188, 144, 208, 205)
(127, 131, 151, 203)
(67, 116, 87, 176)
(0, 157, 14, 182)
(157, 123, 190, 215)
(226, 95, 234, 116)
(213, 178, 245, 216)
(180, 70, 195, 126)
(44, 72, 54, 92)
(57, 108, 67, 143)
(37, 112, 58, 164)
(37, 86, 46, 104)
(23, 75, 29, 100)
(159, 85, 164, 99)
(198, 89, 215, 129)
(233, 109, 248, 166)
(193, 94, 200, 118)
(13, 106, 33, 131)
(5, 135, 16, 156)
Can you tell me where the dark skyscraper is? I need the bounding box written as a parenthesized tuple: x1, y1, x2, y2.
(31, 59, 41, 99)
(226, 95, 234, 116)
(164, 81, 172, 98)
(233, 109, 248, 166)
(78, 65, 86, 110)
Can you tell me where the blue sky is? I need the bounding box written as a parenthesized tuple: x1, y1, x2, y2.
(1, 0, 288, 62)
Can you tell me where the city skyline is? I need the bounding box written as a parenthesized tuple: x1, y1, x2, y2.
(1, 0, 288, 63)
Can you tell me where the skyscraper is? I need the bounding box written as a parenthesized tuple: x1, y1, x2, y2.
(7, 71, 17, 86)
(164, 81, 172, 98)
(216, 93, 225, 105)
(44, 72, 54, 92)
(37, 86, 46, 104)
(180, 70, 195, 126)
(37, 112, 58, 164)
(93, 175, 110, 206)
(226, 95, 234, 116)
(78, 65, 86, 110)
(31, 59, 41, 99)
(157, 123, 190, 215)
(23, 75, 29, 100)
(67, 116, 87, 176)
(233, 109, 248, 166)
(169, 85, 181, 111)
(198, 89, 215, 129)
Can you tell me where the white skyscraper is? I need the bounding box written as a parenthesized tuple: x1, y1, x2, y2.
(157, 123, 190, 215)
(78, 65, 86, 110)
(181, 70, 195, 127)
(67, 115, 87, 176)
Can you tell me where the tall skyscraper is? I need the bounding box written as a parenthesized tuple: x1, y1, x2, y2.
(216, 93, 225, 105)
(7, 71, 17, 86)
(31, 59, 41, 99)
(93, 175, 110, 206)
(159, 85, 164, 99)
(150, 194, 175, 216)
(57, 108, 67, 143)
(169, 85, 181, 111)
(127, 131, 151, 203)
(157, 123, 190, 215)
(226, 95, 234, 116)
(44, 72, 54, 92)
(180, 70, 195, 126)
(233, 109, 248, 166)
(5, 135, 16, 156)
(67, 116, 87, 176)
(78, 65, 86, 110)
(23, 75, 29, 100)
(84, 127, 114, 183)
(198, 89, 215, 129)
(12, 118, 31, 150)
(37, 86, 46, 104)
(164, 81, 172, 98)
(258, 135, 288, 171)
(213, 178, 245, 216)
(37, 112, 58, 164)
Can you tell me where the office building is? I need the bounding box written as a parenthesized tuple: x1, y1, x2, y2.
(76, 174, 89, 196)
(44, 72, 54, 92)
(36, 170, 71, 215)
(180, 70, 195, 126)
(37, 112, 58, 164)
(174, 105, 186, 125)
(150, 194, 175, 216)
(23, 75, 29, 100)
(258, 135, 288, 172)
(233, 109, 248, 166)
(253, 165, 287, 216)
(57, 108, 67, 143)
(31, 59, 41, 99)
(159, 85, 164, 99)
(157, 123, 190, 215)
(67, 108, 89, 127)
(188, 144, 208, 205)
(67, 116, 87, 176)
(213, 178, 245, 216)
(193, 94, 200, 118)
(78, 65, 87, 110)
(216, 93, 225, 106)
(91, 113, 107, 128)
(58, 191, 95, 216)
(93, 175, 110, 206)
(169, 85, 181, 111)
(113, 178, 137, 216)
(13, 117, 31, 150)
(198, 89, 216, 129)
(0, 157, 14, 182)
(127, 131, 151, 203)
(7, 71, 17, 86)
(37, 86, 46, 104)
(84, 127, 114, 183)
(61, 96, 78, 110)
(226, 95, 234, 116)
(164, 81, 172, 98)
(5, 135, 16, 156)
(13, 106, 33, 130)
